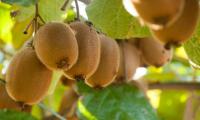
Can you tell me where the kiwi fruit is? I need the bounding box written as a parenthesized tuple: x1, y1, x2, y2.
(116, 41, 140, 82)
(152, 0, 199, 47)
(6, 47, 53, 105)
(139, 38, 173, 67)
(85, 34, 120, 88)
(58, 88, 78, 118)
(64, 21, 100, 80)
(34, 22, 78, 70)
(60, 75, 76, 87)
(0, 83, 21, 110)
(130, 0, 185, 29)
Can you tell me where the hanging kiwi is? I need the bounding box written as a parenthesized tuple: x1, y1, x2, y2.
(115, 41, 140, 82)
(0, 83, 21, 111)
(152, 0, 199, 47)
(60, 75, 76, 87)
(85, 34, 120, 88)
(139, 38, 173, 67)
(6, 47, 53, 105)
(58, 88, 79, 119)
(129, 0, 185, 29)
(64, 21, 100, 80)
(34, 22, 78, 70)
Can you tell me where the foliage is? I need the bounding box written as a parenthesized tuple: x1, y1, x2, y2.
(77, 81, 158, 120)
(0, 0, 200, 120)
(0, 109, 37, 120)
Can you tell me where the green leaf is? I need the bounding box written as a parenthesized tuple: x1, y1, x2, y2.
(86, 0, 151, 39)
(11, 5, 34, 49)
(184, 22, 200, 67)
(2, 0, 36, 6)
(39, 0, 68, 22)
(0, 109, 37, 120)
(0, 2, 14, 44)
(77, 82, 158, 120)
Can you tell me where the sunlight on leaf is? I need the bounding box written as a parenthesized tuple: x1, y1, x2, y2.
(0, 2, 14, 44)
(86, 0, 151, 39)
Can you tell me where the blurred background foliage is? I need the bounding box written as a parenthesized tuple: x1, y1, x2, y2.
(0, 0, 200, 120)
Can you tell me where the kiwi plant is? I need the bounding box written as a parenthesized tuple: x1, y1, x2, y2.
(138, 37, 173, 67)
(34, 22, 78, 70)
(152, 0, 199, 47)
(64, 21, 100, 80)
(116, 41, 140, 82)
(7, 0, 200, 118)
(128, 0, 185, 29)
(85, 34, 120, 88)
(6, 47, 53, 105)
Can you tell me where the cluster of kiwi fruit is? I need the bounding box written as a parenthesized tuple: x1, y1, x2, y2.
(2, 11, 173, 116)
(124, 0, 199, 48)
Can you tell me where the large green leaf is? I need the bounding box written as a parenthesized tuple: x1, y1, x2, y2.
(12, 5, 34, 49)
(2, 0, 36, 6)
(0, 2, 14, 44)
(0, 109, 37, 120)
(184, 22, 200, 67)
(39, 0, 68, 22)
(86, 0, 151, 39)
(77, 81, 158, 120)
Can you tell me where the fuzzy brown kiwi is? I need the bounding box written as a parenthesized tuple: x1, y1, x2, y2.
(34, 22, 78, 70)
(139, 38, 173, 67)
(64, 21, 100, 80)
(58, 88, 79, 118)
(85, 34, 120, 88)
(116, 41, 140, 82)
(0, 84, 32, 112)
(60, 75, 76, 87)
(130, 0, 185, 29)
(6, 47, 53, 105)
(0, 83, 21, 110)
(152, 0, 199, 47)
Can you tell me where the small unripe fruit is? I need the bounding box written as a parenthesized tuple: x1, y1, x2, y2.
(86, 34, 120, 88)
(34, 22, 78, 70)
(152, 0, 199, 47)
(64, 21, 100, 80)
(6, 47, 53, 105)
(128, 0, 185, 29)
(139, 38, 173, 67)
(116, 41, 140, 82)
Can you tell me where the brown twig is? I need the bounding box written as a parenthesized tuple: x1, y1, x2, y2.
(23, 0, 45, 35)
(120, 41, 128, 82)
(61, 0, 69, 11)
(23, 19, 34, 34)
(34, 2, 39, 34)
(0, 78, 6, 85)
(74, 0, 80, 20)
(38, 14, 45, 24)
(148, 82, 200, 90)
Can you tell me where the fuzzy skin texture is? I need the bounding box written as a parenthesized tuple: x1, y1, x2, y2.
(86, 34, 120, 88)
(34, 22, 78, 70)
(6, 47, 53, 105)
